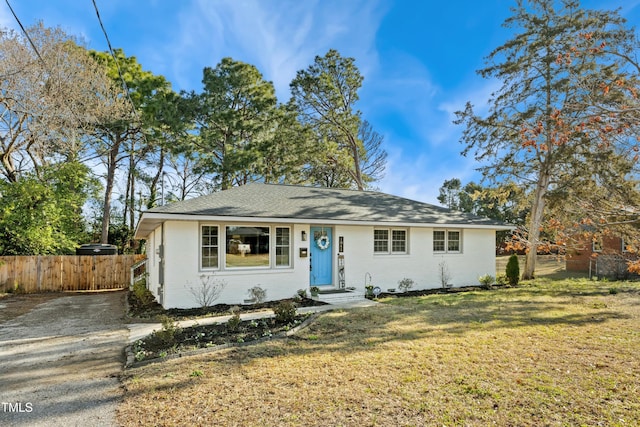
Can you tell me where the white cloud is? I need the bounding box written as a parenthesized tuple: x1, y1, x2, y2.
(167, 0, 386, 96)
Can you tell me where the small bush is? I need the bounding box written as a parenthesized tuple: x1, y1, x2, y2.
(505, 254, 520, 286)
(296, 289, 308, 300)
(439, 261, 452, 289)
(496, 274, 508, 286)
(154, 315, 180, 347)
(274, 300, 297, 324)
(478, 274, 495, 289)
(227, 309, 241, 332)
(398, 278, 415, 293)
(132, 279, 156, 308)
(248, 285, 267, 304)
(186, 274, 226, 308)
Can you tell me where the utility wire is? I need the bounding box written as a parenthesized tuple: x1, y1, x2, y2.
(91, 0, 144, 128)
(5, 0, 46, 67)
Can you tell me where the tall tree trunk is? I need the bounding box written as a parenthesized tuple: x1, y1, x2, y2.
(523, 170, 550, 280)
(101, 136, 121, 244)
(348, 134, 364, 190)
(148, 148, 165, 208)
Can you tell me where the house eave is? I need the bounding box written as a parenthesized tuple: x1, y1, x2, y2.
(134, 212, 514, 239)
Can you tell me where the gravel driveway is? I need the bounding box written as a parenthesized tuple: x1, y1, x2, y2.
(0, 292, 128, 427)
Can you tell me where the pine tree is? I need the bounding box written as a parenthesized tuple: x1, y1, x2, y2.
(455, 0, 640, 279)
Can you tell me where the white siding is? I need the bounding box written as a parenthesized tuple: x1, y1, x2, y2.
(147, 220, 497, 309)
(144, 225, 163, 302)
(160, 221, 310, 308)
(336, 226, 495, 292)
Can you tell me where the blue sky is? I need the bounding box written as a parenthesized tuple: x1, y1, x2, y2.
(2, 0, 639, 204)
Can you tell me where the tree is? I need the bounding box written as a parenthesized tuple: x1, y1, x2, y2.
(0, 162, 96, 255)
(505, 254, 520, 286)
(290, 49, 386, 190)
(193, 58, 278, 190)
(0, 23, 127, 182)
(89, 49, 175, 246)
(190, 58, 315, 190)
(437, 178, 462, 210)
(358, 120, 388, 186)
(455, 0, 640, 279)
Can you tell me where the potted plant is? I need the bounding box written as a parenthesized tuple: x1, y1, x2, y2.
(365, 285, 374, 298)
(310, 286, 320, 297)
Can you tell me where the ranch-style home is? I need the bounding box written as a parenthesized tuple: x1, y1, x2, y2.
(134, 183, 512, 309)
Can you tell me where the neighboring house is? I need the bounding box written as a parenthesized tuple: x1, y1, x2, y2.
(566, 234, 637, 279)
(134, 183, 512, 309)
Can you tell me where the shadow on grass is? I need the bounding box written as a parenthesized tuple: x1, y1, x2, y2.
(198, 281, 636, 368)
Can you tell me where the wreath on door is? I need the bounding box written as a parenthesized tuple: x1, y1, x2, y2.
(316, 235, 330, 250)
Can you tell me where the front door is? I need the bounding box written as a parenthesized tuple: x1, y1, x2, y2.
(310, 227, 333, 286)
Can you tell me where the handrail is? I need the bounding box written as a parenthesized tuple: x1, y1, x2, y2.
(129, 258, 148, 291)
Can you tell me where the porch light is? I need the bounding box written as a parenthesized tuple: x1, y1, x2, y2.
(302, 231, 307, 241)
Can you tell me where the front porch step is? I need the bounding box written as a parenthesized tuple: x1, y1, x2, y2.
(315, 289, 367, 304)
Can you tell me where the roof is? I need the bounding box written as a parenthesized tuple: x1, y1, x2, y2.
(135, 183, 512, 238)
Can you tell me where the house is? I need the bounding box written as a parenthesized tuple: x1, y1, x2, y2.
(134, 183, 512, 309)
(566, 234, 637, 279)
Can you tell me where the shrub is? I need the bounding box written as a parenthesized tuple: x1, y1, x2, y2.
(227, 311, 241, 332)
(398, 278, 415, 293)
(478, 274, 495, 289)
(274, 300, 297, 323)
(439, 261, 452, 289)
(248, 285, 267, 304)
(154, 315, 180, 347)
(505, 254, 520, 286)
(186, 274, 226, 308)
(132, 279, 156, 308)
(296, 289, 308, 299)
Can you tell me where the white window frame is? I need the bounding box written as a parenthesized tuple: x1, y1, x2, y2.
(374, 228, 408, 255)
(200, 223, 293, 271)
(200, 225, 219, 270)
(433, 229, 462, 254)
(275, 226, 292, 268)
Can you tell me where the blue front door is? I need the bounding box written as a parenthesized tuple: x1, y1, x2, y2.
(310, 227, 333, 286)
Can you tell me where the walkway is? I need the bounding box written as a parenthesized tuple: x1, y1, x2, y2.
(127, 298, 378, 344)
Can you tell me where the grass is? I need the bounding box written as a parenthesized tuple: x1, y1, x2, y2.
(118, 274, 640, 426)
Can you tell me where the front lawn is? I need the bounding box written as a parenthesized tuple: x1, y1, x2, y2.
(118, 278, 640, 426)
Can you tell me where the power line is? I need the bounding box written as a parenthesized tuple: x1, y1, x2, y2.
(91, 0, 143, 128)
(4, 0, 47, 67)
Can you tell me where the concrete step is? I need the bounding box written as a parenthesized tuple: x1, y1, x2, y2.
(315, 290, 367, 304)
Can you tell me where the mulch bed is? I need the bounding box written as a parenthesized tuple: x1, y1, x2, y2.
(128, 292, 326, 321)
(131, 314, 310, 362)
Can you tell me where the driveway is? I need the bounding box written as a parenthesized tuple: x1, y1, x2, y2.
(0, 292, 128, 427)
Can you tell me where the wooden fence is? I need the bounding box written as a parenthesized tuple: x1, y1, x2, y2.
(0, 255, 146, 293)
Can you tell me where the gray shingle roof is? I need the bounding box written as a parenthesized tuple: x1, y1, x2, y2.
(142, 183, 509, 227)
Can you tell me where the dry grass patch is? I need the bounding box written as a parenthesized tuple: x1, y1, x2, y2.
(118, 279, 640, 426)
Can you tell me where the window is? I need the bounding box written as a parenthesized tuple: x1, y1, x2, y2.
(226, 226, 270, 268)
(374, 228, 407, 254)
(392, 230, 407, 252)
(374, 229, 389, 253)
(433, 229, 462, 253)
(433, 230, 445, 252)
(200, 223, 293, 270)
(201, 225, 219, 269)
(275, 227, 291, 267)
(447, 231, 460, 252)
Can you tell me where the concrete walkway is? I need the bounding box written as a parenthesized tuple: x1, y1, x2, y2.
(127, 298, 378, 344)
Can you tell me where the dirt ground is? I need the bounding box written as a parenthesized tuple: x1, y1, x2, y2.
(0, 291, 128, 427)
